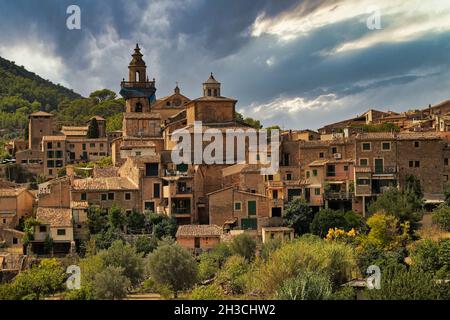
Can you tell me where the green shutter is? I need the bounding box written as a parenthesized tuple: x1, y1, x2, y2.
(241, 218, 257, 230)
(248, 201, 256, 215)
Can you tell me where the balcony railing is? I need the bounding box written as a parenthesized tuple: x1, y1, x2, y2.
(120, 81, 155, 89)
(325, 191, 353, 200)
(172, 207, 191, 214)
(177, 187, 192, 194)
(373, 166, 397, 174)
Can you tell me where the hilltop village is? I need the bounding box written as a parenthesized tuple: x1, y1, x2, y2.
(2, 44, 450, 256)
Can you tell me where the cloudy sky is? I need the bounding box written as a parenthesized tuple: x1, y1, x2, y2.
(1, 0, 450, 130)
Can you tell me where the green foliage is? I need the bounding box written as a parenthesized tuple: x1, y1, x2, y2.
(368, 187, 422, 231)
(0, 259, 66, 300)
(92, 228, 123, 250)
(126, 210, 146, 232)
(147, 212, 178, 239)
(260, 238, 283, 261)
(410, 239, 450, 278)
(198, 243, 232, 281)
(98, 240, 144, 286)
(432, 203, 450, 231)
(190, 284, 225, 300)
(356, 243, 407, 274)
(89, 89, 117, 103)
(361, 213, 409, 250)
(134, 236, 158, 256)
(249, 236, 358, 298)
(87, 118, 99, 138)
(310, 209, 364, 237)
(146, 242, 198, 297)
(275, 271, 333, 300)
(108, 204, 125, 230)
(235, 112, 262, 129)
(87, 206, 108, 234)
(283, 198, 314, 235)
(22, 217, 40, 247)
(106, 112, 123, 132)
(366, 266, 450, 300)
(216, 255, 249, 295)
(357, 122, 400, 133)
(230, 233, 257, 261)
(93, 266, 131, 300)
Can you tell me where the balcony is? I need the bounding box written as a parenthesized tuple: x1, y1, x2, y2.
(120, 81, 155, 89)
(325, 191, 352, 200)
(372, 166, 397, 175)
(172, 207, 191, 215)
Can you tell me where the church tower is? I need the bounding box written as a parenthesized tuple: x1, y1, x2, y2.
(120, 44, 160, 137)
(203, 73, 221, 97)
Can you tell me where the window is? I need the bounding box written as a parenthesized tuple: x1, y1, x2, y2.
(108, 193, 115, 200)
(331, 147, 337, 154)
(57, 142, 61, 148)
(357, 178, 370, 185)
(135, 151, 141, 156)
(47, 160, 54, 168)
(283, 153, 290, 166)
(153, 183, 160, 198)
(145, 202, 155, 213)
(81, 193, 87, 201)
(234, 202, 242, 211)
(414, 141, 420, 148)
(176, 163, 188, 172)
(319, 152, 324, 158)
(48, 169, 53, 175)
(55, 160, 63, 168)
(12, 237, 18, 245)
(47, 151, 54, 158)
(125, 193, 131, 201)
(56, 151, 63, 158)
(313, 169, 318, 176)
(314, 188, 321, 195)
(82, 144, 86, 151)
(326, 165, 336, 177)
(306, 171, 310, 178)
(445, 158, 449, 166)
(268, 175, 273, 181)
(39, 226, 47, 233)
(90, 143, 95, 148)
(57, 229, 66, 236)
(248, 200, 257, 216)
(273, 190, 278, 199)
(359, 158, 368, 166)
(415, 161, 420, 168)
(362, 142, 371, 151)
(100, 143, 104, 149)
(241, 218, 257, 230)
(286, 173, 292, 181)
(47, 142, 52, 149)
(135, 103, 143, 112)
(101, 193, 107, 201)
(145, 163, 159, 177)
(344, 165, 349, 171)
(2, 219, 6, 224)
(382, 142, 391, 151)
(409, 160, 414, 168)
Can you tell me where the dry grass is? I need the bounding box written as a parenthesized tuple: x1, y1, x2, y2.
(418, 213, 450, 241)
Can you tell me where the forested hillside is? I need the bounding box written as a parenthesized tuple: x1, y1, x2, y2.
(0, 56, 124, 140)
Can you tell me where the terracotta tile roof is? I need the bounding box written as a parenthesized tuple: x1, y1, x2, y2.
(72, 177, 138, 191)
(61, 126, 88, 136)
(308, 159, 329, 167)
(355, 132, 396, 140)
(30, 111, 53, 117)
(42, 135, 67, 141)
(0, 187, 27, 197)
(176, 224, 223, 238)
(36, 207, 72, 227)
(397, 132, 441, 140)
(93, 166, 119, 178)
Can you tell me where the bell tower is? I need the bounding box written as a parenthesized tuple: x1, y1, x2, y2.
(203, 73, 221, 97)
(120, 44, 160, 137)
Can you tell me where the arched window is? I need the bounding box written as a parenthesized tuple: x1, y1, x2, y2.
(135, 103, 143, 112)
(136, 71, 140, 82)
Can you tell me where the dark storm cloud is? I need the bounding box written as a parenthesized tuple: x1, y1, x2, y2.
(0, 0, 449, 129)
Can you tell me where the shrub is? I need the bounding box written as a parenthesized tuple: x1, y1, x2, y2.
(216, 255, 249, 295)
(190, 284, 225, 300)
(230, 234, 256, 261)
(432, 203, 450, 231)
(275, 271, 332, 300)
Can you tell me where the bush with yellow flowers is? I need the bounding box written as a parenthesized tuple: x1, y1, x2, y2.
(325, 227, 357, 243)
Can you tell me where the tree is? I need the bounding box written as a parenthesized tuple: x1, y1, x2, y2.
(284, 198, 314, 235)
(432, 203, 450, 231)
(368, 187, 422, 231)
(359, 213, 409, 251)
(275, 271, 333, 300)
(216, 255, 249, 295)
(147, 212, 177, 239)
(93, 266, 131, 300)
(2, 259, 65, 300)
(126, 210, 146, 232)
(87, 205, 108, 234)
(108, 204, 125, 230)
(410, 239, 441, 273)
(87, 117, 99, 138)
(99, 240, 144, 286)
(310, 209, 348, 237)
(197, 243, 232, 281)
(146, 243, 198, 298)
(89, 89, 117, 103)
(134, 235, 158, 256)
(190, 284, 225, 300)
(230, 233, 256, 261)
